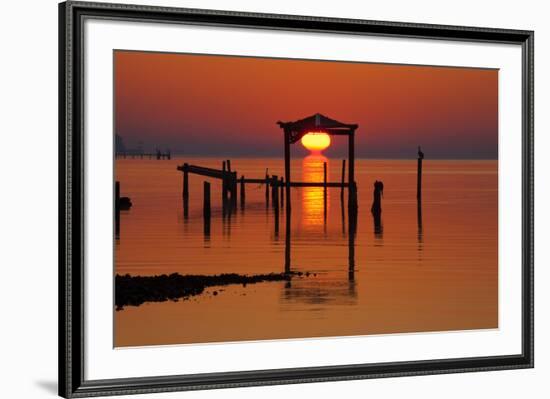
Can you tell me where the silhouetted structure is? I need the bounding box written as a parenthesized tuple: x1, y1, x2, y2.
(417, 146, 424, 201)
(277, 113, 359, 210)
(371, 180, 384, 215)
(203, 181, 211, 239)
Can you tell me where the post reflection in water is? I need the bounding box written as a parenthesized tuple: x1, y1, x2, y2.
(373, 212, 383, 242)
(417, 201, 424, 252)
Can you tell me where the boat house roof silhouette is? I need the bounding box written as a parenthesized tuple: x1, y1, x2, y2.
(277, 113, 358, 144)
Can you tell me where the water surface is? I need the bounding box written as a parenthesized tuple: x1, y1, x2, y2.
(115, 157, 497, 347)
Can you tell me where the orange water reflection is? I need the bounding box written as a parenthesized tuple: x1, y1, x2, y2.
(301, 155, 329, 228)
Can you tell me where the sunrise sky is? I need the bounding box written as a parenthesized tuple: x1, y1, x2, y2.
(114, 50, 498, 159)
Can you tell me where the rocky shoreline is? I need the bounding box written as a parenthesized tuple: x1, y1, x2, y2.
(115, 272, 304, 310)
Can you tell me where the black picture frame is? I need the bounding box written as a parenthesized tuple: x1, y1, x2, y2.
(59, 1, 534, 397)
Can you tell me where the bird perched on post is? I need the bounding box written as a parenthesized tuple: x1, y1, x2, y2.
(418, 146, 424, 160)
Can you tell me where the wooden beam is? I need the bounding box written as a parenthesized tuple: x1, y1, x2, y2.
(288, 182, 349, 187)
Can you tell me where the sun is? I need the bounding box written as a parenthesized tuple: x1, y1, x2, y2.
(301, 132, 331, 153)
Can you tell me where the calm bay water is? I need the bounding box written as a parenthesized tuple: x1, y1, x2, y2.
(115, 157, 497, 347)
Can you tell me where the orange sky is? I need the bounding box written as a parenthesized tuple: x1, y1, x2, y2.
(115, 50, 498, 159)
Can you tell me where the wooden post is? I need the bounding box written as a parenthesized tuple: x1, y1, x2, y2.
(203, 181, 211, 217)
(349, 181, 358, 212)
(348, 130, 357, 211)
(417, 157, 423, 202)
(280, 177, 284, 208)
(265, 169, 270, 205)
(231, 171, 238, 209)
(271, 175, 279, 208)
(340, 159, 346, 200)
(284, 129, 291, 210)
(222, 161, 227, 206)
(240, 175, 245, 208)
(226, 159, 232, 173)
(273, 176, 280, 237)
(182, 163, 189, 200)
(323, 162, 328, 221)
(348, 129, 355, 187)
(183, 163, 189, 219)
(203, 181, 211, 237)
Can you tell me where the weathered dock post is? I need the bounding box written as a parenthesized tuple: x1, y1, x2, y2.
(371, 180, 383, 215)
(417, 146, 424, 202)
(349, 130, 355, 190)
(280, 177, 284, 208)
(203, 181, 211, 237)
(182, 163, 189, 200)
(348, 129, 358, 212)
(284, 129, 291, 211)
(323, 162, 328, 221)
(372, 181, 384, 239)
(340, 159, 346, 201)
(221, 161, 228, 214)
(271, 175, 279, 209)
(230, 171, 238, 210)
(265, 169, 270, 206)
(240, 176, 245, 209)
(349, 181, 358, 212)
(182, 163, 189, 219)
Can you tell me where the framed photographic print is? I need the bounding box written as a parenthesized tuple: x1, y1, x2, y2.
(59, 1, 534, 397)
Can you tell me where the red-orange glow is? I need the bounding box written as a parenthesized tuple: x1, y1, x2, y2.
(301, 132, 331, 153)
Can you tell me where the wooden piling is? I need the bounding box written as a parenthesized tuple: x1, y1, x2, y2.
(280, 177, 284, 208)
(341, 159, 346, 200)
(182, 163, 189, 200)
(222, 161, 228, 205)
(271, 175, 279, 209)
(230, 171, 238, 209)
(348, 130, 355, 189)
(265, 169, 270, 205)
(284, 129, 291, 211)
(323, 162, 328, 221)
(203, 181, 211, 236)
(349, 181, 358, 212)
(226, 159, 232, 173)
(274, 177, 280, 237)
(240, 175, 245, 207)
(417, 157, 423, 201)
(203, 181, 211, 218)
